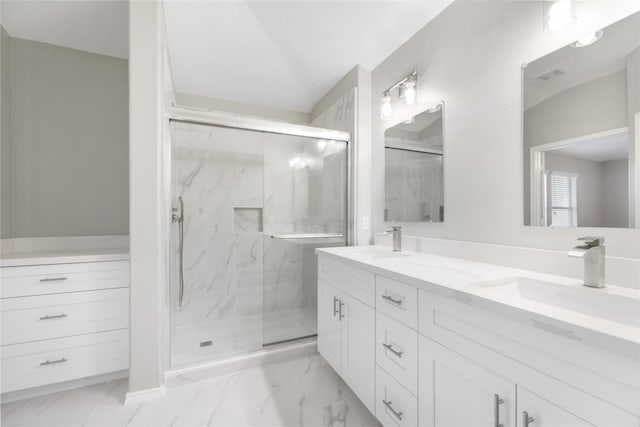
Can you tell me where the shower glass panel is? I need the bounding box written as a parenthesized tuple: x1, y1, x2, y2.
(170, 120, 348, 367)
(262, 134, 348, 346)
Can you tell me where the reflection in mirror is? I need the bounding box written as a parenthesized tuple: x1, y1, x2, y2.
(384, 105, 444, 223)
(523, 11, 640, 228)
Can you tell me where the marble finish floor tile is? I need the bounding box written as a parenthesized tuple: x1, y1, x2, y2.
(2, 353, 380, 427)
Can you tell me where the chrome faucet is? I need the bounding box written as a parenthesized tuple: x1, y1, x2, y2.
(568, 236, 605, 288)
(385, 226, 402, 252)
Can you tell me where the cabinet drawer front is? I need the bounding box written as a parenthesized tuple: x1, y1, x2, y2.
(1, 261, 129, 298)
(376, 312, 418, 396)
(376, 366, 418, 427)
(1, 329, 128, 393)
(318, 256, 374, 307)
(1, 288, 129, 345)
(376, 275, 417, 329)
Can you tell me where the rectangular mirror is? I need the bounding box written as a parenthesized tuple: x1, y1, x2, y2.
(523, 11, 640, 228)
(384, 104, 444, 223)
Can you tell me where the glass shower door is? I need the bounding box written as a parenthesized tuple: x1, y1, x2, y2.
(262, 133, 348, 345)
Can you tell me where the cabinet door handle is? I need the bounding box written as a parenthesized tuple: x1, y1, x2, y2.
(523, 411, 535, 427)
(494, 394, 504, 427)
(40, 358, 67, 366)
(338, 300, 345, 320)
(382, 342, 403, 358)
(333, 297, 339, 317)
(381, 294, 402, 306)
(39, 314, 68, 321)
(382, 399, 403, 421)
(39, 277, 68, 282)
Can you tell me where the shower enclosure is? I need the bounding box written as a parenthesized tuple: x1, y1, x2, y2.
(168, 113, 350, 367)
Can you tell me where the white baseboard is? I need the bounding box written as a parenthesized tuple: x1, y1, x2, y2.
(1, 370, 128, 404)
(124, 385, 166, 405)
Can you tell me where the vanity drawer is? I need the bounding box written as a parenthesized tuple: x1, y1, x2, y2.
(1, 288, 129, 345)
(0, 329, 129, 393)
(376, 365, 418, 427)
(376, 275, 417, 330)
(318, 256, 375, 307)
(376, 312, 418, 396)
(0, 261, 129, 298)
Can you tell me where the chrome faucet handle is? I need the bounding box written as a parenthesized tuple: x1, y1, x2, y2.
(387, 225, 402, 232)
(577, 236, 605, 247)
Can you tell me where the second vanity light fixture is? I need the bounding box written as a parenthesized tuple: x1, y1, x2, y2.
(546, 0, 576, 32)
(380, 71, 418, 119)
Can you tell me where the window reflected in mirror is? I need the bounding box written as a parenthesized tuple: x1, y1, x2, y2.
(384, 105, 444, 223)
(523, 11, 639, 228)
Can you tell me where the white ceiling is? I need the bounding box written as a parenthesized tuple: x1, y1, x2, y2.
(1, 0, 128, 59)
(523, 11, 640, 110)
(163, 0, 452, 113)
(551, 132, 628, 162)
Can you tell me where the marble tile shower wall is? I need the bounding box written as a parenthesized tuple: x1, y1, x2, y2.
(171, 122, 342, 346)
(171, 123, 265, 339)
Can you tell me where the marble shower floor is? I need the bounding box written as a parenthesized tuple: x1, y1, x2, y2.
(172, 307, 318, 367)
(1, 352, 380, 427)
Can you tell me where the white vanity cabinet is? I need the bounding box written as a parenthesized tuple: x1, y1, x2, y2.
(317, 257, 376, 413)
(419, 336, 516, 427)
(1, 259, 130, 395)
(316, 250, 640, 427)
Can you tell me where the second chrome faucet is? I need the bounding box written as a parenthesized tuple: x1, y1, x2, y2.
(386, 226, 402, 252)
(568, 236, 605, 288)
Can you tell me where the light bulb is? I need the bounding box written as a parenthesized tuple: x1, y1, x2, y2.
(547, 0, 574, 32)
(403, 81, 417, 105)
(572, 30, 603, 47)
(381, 93, 392, 119)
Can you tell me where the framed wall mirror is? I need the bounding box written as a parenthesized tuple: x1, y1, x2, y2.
(384, 103, 444, 223)
(523, 11, 640, 229)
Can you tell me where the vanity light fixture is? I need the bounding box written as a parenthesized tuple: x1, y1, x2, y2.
(546, 0, 576, 32)
(381, 91, 393, 119)
(380, 71, 418, 119)
(571, 30, 603, 47)
(426, 103, 442, 113)
(401, 73, 417, 105)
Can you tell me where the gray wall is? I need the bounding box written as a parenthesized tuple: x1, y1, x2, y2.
(1, 27, 12, 238)
(602, 159, 629, 228)
(627, 47, 640, 226)
(371, 1, 640, 258)
(1, 33, 128, 238)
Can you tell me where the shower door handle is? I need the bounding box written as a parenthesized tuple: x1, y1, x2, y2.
(174, 196, 185, 308)
(333, 297, 339, 317)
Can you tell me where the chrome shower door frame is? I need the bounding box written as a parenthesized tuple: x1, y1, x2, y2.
(166, 105, 355, 246)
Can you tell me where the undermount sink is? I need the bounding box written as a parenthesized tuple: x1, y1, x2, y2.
(349, 246, 410, 260)
(475, 276, 640, 328)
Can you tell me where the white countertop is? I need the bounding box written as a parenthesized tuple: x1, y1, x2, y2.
(316, 245, 640, 353)
(0, 247, 130, 267)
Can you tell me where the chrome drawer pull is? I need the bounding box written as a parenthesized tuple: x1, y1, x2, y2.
(39, 277, 68, 282)
(381, 294, 402, 306)
(382, 399, 403, 421)
(382, 342, 403, 358)
(40, 358, 67, 366)
(523, 411, 535, 427)
(39, 314, 68, 321)
(494, 394, 504, 427)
